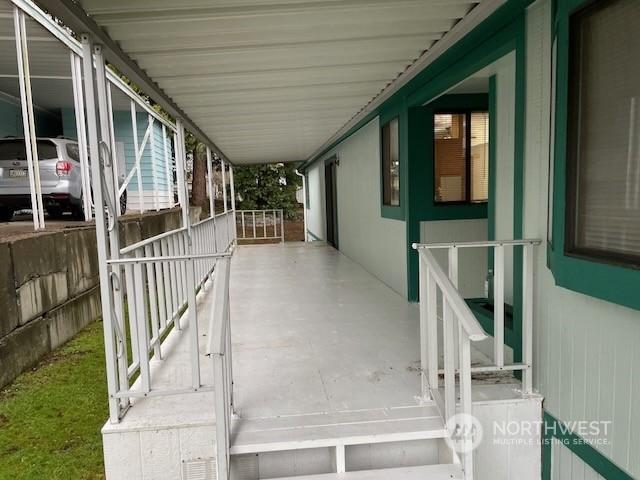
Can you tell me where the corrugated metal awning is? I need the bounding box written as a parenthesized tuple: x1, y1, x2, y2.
(37, 0, 489, 165)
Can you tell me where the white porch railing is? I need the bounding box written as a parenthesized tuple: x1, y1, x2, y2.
(412, 239, 540, 480)
(103, 211, 236, 414)
(236, 209, 284, 243)
(207, 255, 233, 480)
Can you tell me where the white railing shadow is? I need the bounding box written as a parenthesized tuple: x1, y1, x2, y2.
(412, 238, 540, 480)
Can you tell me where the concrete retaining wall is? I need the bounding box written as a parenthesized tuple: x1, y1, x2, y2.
(0, 208, 183, 388)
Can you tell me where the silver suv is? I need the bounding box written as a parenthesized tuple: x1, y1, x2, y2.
(0, 137, 126, 221)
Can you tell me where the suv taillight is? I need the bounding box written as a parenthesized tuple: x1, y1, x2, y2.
(56, 160, 73, 176)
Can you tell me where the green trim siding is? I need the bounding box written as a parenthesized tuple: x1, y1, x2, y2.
(542, 411, 634, 480)
(548, 0, 640, 311)
(405, 94, 489, 301)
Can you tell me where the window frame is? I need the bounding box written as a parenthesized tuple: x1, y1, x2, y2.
(379, 111, 404, 220)
(549, 0, 640, 310)
(433, 109, 489, 205)
(563, 0, 640, 270)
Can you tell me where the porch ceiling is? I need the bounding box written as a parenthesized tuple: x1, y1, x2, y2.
(38, 0, 487, 164)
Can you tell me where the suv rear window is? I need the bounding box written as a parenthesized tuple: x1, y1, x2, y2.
(66, 143, 80, 162)
(0, 140, 59, 160)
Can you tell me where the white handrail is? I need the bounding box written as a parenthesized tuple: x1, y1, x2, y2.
(416, 246, 487, 342)
(413, 238, 541, 480)
(207, 255, 233, 480)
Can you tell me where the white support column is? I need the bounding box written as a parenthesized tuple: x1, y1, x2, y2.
(221, 159, 228, 213)
(149, 115, 159, 211)
(162, 125, 172, 208)
(106, 82, 120, 213)
(130, 100, 144, 213)
(206, 146, 214, 218)
(94, 43, 131, 413)
(13, 7, 44, 230)
(81, 34, 120, 422)
(70, 51, 92, 221)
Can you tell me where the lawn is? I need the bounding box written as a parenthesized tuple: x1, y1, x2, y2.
(0, 320, 107, 480)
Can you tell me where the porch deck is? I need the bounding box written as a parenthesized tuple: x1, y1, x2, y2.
(103, 242, 523, 435)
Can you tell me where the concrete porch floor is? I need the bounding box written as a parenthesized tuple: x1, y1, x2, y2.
(103, 241, 524, 434)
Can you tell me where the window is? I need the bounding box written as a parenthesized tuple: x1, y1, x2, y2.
(0, 139, 58, 160)
(66, 143, 80, 162)
(434, 111, 489, 203)
(565, 0, 640, 266)
(305, 173, 310, 209)
(381, 117, 400, 206)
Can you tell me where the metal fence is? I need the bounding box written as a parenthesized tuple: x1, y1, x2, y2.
(236, 209, 284, 243)
(104, 211, 236, 413)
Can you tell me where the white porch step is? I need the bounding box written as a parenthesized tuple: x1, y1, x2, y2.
(267, 464, 464, 480)
(230, 404, 447, 455)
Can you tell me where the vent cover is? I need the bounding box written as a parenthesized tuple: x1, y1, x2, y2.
(182, 457, 216, 480)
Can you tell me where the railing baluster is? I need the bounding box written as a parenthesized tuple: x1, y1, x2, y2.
(144, 244, 161, 360)
(124, 257, 139, 366)
(280, 209, 284, 243)
(448, 246, 459, 370)
(418, 253, 429, 398)
(153, 242, 167, 329)
(426, 259, 438, 393)
(273, 210, 277, 238)
(443, 297, 456, 423)
(263, 211, 267, 238)
(493, 244, 505, 368)
(133, 250, 151, 393)
(185, 257, 200, 389)
(241, 211, 246, 239)
(252, 211, 256, 239)
(458, 328, 473, 479)
(522, 243, 534, 393)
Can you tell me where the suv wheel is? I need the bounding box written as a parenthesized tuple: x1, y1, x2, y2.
(0, 207, 13, 222)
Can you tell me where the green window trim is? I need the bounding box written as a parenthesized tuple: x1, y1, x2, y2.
(549, 0, 640, 311)
(543, 411, 634, 480)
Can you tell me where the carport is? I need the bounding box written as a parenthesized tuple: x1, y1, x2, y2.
(1, 0, 233, 229)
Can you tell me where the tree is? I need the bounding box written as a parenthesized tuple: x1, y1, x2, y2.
(190, 142, 207, 207)
(234, 163, 302, 218)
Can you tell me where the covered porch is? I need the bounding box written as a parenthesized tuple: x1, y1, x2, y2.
(102, 241, 540, 480)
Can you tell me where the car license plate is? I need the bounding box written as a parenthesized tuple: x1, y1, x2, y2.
(9, 169, 27, 178)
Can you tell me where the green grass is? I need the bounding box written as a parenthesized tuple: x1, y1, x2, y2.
(0, 320, 107, 480)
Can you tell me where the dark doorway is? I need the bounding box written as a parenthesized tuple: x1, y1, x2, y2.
(324, 156, 338, 248)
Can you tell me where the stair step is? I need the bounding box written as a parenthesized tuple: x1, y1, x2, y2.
(230, 404, 447, 455)
(267, 463, 464, 480)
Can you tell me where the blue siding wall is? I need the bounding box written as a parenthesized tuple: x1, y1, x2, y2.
(62, 107, 171, 192)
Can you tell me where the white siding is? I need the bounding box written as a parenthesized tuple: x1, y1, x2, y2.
(306, 161, 326, 241)
(525, 1, 640, 477)
(493, 52, 516, 305)
(308, 118, 407, 296)
(420, 219, 488, 299)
